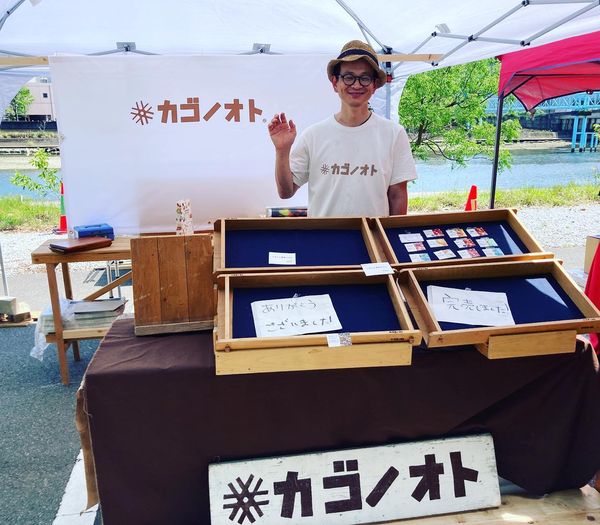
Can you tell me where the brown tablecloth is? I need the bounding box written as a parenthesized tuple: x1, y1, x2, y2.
(83, 319, 600, 525)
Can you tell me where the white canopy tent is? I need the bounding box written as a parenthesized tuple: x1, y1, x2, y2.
(1, 0, 599, 233)
(2, 0, 600, 114)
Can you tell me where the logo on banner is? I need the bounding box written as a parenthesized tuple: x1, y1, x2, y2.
(130, 98, 264, 126)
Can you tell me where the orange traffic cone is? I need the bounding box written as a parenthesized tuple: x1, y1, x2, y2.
(464, 185, 477, 211)
(54, 181, 67, 234)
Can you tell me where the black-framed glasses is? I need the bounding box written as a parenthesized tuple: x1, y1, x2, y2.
(338, 73, 374, 87)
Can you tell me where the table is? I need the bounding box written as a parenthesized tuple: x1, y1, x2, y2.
(81, 318, 600, 524)
(31, 237, 131, 384)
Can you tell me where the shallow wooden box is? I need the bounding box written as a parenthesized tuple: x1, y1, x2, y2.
(213, 217, 381, 275)
(397, 259, 600, 358)
(131, 234, 215, 335)
(214, 270, 421, 375)
(374, 208, 553, 269)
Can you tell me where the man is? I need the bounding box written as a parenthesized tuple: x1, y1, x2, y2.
(268, 40, 417, 217)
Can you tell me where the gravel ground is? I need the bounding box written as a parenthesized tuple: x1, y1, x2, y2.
(1, 204, 599, 277)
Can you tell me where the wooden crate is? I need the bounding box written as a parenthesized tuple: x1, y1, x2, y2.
(374, 208, 553, 269)
(131, 234, 215, 335)
(214, 270, 421, 375)
(397, 259, 600, 358)
(213, 217, 381, 275)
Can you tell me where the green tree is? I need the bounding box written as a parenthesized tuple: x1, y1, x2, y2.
(10, 148, 60, 197)
(398, 58, 521, 170)
(5, 87, 35, 121)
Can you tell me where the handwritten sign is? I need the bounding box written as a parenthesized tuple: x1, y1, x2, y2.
(360, 262, 393, 276)
(209, 434, 500, 525)
(268, 252, 297, 265)
(427, 285, 515, 327)
(251, 294, 342, 337)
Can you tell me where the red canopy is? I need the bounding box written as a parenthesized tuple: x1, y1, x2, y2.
(498, 30, 600, 111)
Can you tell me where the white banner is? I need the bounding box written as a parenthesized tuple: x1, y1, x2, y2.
(50, 55, 338, 234)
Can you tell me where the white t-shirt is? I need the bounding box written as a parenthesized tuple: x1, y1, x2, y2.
(290, 113, 417, 217)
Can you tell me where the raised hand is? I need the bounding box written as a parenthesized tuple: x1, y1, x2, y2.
(268, 112, 297, 151)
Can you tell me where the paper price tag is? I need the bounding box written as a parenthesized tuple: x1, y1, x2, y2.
(327, 333, 352, 347)
(268, 252, 296, 265)
(361, 262, 393, 276)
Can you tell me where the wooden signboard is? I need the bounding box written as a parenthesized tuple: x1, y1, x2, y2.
(209, 434, 500, 524)
(214, 270, 420, 375)
(214, 217, 381, 275)
(397, 259, 600, 357)
(373, 208, 553, 269)
(131, 234, 215, 335)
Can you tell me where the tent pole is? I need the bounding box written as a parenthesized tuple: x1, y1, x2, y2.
(490, 94, 504, 209)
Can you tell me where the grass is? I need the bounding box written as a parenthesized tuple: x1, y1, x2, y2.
(0, 183, 599, 231)
(0, 196, 60, 230)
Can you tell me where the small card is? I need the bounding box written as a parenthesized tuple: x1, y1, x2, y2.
(427, 238, 448, 248)
(405, 242, 426, 253)
(361, 262, 393, 276)
(399, 233, 424, 243)
(467, 226, 487, 237)
(268, 252, 296, 265)
(326, 333, 352, 347)
(446, 228, 467, 238)
(483, 247, 504, 256)
(454, 238, 476, 249)
(409, 253, 431, 262)
(427, 285, 515, 326)
(423, 228, 444, 238)
(458, 248, 481, 259)
(476, 237, 498, 248)
(434, 249, 456, 260)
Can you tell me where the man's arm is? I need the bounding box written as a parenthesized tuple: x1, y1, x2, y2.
(269, 112, 299, 199)
(388, 181, 409, 215)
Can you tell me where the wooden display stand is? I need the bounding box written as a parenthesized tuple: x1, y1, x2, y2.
(374, 208, 553, 269)
(214, 270, 421, 375)
(214, 217, 381, 274)
(397, 259, 600, 358)
(131, 234, 214, 335)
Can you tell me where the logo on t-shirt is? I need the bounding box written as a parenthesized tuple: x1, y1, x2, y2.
(320, 163, 378, 176)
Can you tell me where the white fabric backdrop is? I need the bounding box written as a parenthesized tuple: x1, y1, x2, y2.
(50, 55, 340, 234)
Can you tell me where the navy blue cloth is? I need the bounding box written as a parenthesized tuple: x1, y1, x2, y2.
(385, 221, 529, 263)
(420, 274, 583, 331)
(232, 283, 401, 338)
(225, 229, 371, 268)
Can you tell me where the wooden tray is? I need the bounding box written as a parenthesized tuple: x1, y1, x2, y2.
(397, 259, 600, 358)
(214, 270, 421, 375)
(374, 208, 553, 269)
(213, 217, 381, 275)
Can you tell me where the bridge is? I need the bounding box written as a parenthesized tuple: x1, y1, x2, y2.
(486, 92, 600, 152)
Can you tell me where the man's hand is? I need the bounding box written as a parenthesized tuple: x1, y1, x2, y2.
(268, 113, 296, 151)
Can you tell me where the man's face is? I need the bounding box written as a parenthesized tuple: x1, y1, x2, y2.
(332, 59, 377, 108)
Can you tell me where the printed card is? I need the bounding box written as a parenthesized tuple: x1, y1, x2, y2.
(454, 238, 476, 249)
(458, 248, 481, 259)
(268, 252, 296, 265)
(446, 228, 467, 238)
(434, 249, 456, 260)
(399, 233, 424, 243)
(409, 253, 431, 262)
(467, 226, 487, 237)
(483, 247, 504, 256)
(427, 239, 448, 248)
(251, 294, 342, 337)
(476, 237, 498, 248)
(423, 228, 444, 238)
(427, 285, 515, 326)
(405, 242, 426, 253)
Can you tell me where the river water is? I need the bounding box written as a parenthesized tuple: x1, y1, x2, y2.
(1, 147, 599, 200)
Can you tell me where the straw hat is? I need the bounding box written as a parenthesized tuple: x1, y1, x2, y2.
(327, 40, 386, 87)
